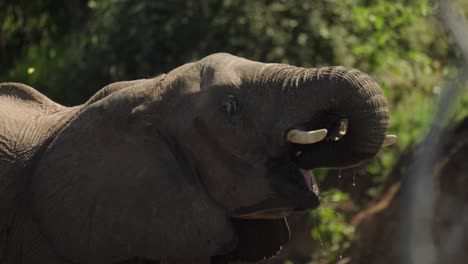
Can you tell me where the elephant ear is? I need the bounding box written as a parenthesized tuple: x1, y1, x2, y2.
(213, 218, 290, 263)
(31, 78, 237, 264)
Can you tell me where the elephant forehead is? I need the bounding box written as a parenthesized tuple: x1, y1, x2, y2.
(199, 64, 242, 90)
(224, 58, 269, 83)
(199, 55, 267, 89)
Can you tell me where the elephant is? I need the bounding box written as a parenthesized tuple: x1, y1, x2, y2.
(0, 53, 396, 264)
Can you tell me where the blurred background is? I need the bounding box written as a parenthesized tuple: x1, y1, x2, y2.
(1, 0, 467, 263)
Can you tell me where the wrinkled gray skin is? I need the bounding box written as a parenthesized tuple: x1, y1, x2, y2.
(0, 53, 389, 264)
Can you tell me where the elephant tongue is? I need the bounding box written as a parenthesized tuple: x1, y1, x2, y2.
(300, 169, 313, 191)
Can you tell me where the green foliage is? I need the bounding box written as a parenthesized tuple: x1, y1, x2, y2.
(0, 0, 71, 70)
(453, 88, 468, 123)
(0, 0, 89, 104)
(309, 189, 355, 264)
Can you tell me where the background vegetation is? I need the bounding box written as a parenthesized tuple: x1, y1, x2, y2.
(1, 0, 467, 263)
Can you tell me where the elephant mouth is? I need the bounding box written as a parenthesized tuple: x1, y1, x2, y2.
(231, 117, 348, 220)
(232, 166, 320, 219)
(300, 168, 319, 194)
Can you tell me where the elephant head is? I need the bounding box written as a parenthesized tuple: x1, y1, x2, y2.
(30, 53, 394, 263)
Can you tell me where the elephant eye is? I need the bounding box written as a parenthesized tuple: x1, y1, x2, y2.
(221, 95, 239, 117)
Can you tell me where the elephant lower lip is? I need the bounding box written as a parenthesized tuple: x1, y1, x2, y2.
(233, 208, 294, 219)
(299, 169, 318, 195)
(300, 169, 313, 191)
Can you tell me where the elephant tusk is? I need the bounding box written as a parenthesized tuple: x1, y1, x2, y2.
(383, 135, 397, 147)
(286, 129, 328, 144)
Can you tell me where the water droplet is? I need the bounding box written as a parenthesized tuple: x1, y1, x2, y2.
(338, 169, 342, 179)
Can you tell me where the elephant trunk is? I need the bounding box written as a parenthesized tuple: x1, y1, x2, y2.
(267, 65, 389, 169)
